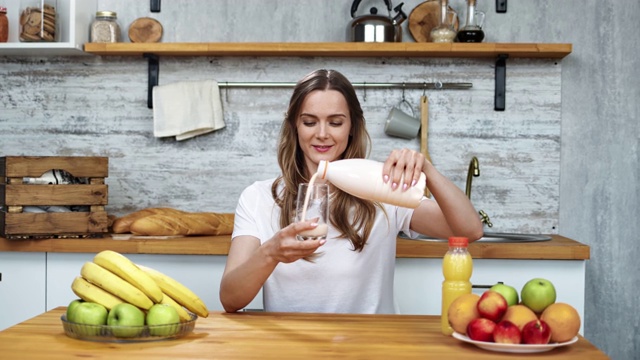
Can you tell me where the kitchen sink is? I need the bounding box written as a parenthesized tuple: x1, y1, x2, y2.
(398, 232, 552, 243)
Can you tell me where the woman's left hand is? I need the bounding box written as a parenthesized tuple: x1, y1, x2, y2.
(382, 149, 427, 191)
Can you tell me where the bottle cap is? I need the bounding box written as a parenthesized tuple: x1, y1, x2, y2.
(0, 7, 7, 13)
(96, 11, 117, 18)
(448, 236, 468, 247)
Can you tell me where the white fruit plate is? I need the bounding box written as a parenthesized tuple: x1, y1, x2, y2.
(452, 332, 579, 353)
(61, 313, 197, 343)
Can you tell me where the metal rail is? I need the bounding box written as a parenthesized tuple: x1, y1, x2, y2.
(217, 81, 472, 90)
(143, 53, 472, 108)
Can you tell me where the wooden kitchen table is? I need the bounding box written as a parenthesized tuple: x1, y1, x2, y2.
(0, 308, 608, 359)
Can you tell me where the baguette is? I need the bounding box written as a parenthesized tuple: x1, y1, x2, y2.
(129, 212, 235, 236)
(112, 207, 187, 233)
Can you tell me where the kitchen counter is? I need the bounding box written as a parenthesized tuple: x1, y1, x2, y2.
(0, 307, 608, 359)
(0, 234, 589, 260)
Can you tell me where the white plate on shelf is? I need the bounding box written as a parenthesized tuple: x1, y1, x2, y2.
(452, 332, 579, 353)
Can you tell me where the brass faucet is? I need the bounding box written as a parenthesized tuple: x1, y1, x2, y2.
(465, 156, 479, 199)
(465, 156, 492, 227)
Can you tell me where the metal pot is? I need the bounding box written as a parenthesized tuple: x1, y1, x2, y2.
(347, 0, 407, 42)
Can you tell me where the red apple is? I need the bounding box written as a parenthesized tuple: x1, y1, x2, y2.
(493, 320, 522, 344)
(466, 317, 496, 342)
(477, 290, 508, 323)
(521, 319, 551, 344)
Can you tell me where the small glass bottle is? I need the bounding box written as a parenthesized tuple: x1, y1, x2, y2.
(0, 6, 8, 42)
(19, 0, 57, 42)
(457, 0, 485, 43)
(441, 236, 473, 335)
(90, 11, 121, 43)
(430, 0, 457, 43)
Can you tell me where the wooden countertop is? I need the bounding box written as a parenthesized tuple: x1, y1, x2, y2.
(0, 234, 589, 260)
(0, 307, 608, 359)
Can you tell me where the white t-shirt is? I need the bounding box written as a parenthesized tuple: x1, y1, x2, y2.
(232, 178, 422, 314)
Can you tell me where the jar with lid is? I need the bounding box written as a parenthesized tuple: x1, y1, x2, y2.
(0, 6, 8, 42)
(90, 11, 121, 43)
(19, 0, 57, 42)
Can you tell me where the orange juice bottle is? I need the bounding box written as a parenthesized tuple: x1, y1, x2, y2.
(441, 236, 473, 335)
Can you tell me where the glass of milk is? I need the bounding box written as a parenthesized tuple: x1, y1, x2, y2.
(295, 183, 329, 241)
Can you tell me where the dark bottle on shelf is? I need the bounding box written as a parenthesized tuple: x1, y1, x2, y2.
(456, 29, 484, 43)
(457, 0, 485, 43)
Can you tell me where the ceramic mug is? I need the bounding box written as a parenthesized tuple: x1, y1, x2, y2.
(384, 100, 420, 139)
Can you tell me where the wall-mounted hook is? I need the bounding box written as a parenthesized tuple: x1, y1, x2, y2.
(363, 81, 367, 102)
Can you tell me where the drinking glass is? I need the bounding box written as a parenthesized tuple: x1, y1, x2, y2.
(295, 183, 329, 241)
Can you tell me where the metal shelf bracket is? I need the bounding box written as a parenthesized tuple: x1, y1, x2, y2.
(150, 0, 161, 12)
(144, 53, 159, 109)
(495, 54, 508, 111)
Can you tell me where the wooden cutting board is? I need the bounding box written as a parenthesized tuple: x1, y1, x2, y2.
(409, 0, 459, 42)
(128, 17, 163, 43)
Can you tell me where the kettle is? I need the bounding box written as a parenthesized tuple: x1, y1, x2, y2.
(348, 0, 407, 42)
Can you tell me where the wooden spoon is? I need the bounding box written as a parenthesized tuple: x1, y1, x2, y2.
(420, 95, 432, 198)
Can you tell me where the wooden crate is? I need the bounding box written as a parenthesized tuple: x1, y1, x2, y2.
(0, 156, 109, 239)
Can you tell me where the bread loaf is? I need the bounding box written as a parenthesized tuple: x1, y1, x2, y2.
(129, 212, 235, 236)
(112, 207, 187, 233)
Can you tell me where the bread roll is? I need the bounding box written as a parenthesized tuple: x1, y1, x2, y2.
(129, 212, 234, 236)
(112, 207, 187, 233)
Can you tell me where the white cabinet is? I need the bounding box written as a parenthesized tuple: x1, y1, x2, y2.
(1, 250, 586, 332)
(394, 258, 586, 333)
(0, 0, 96, 56)
(0, 252, 46, 330)
(46, 253, 264, 313)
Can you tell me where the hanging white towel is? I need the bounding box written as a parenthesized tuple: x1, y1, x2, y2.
(152, 80, 225, 141)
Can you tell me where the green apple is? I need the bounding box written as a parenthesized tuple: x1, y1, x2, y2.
(66, 299, 85, 323)
(521, 278, 557, 313)
(490, 283, 519, 307)
(72, 302, 108, 336)
(146, 304, 181, 336)
(107, 303, 146, 338)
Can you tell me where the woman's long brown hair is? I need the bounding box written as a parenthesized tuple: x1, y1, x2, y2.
(271, 69, 380, 251)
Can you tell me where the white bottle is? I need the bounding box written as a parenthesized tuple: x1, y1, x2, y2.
(316, 159, 426, 209)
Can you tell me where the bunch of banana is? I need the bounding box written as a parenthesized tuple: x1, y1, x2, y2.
(137, 264, 209, 318)
(70, 250, 209, 320)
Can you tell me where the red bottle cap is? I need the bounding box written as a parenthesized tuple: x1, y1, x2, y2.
(448, 236, 468, 247)
(0, 7, 7, 13)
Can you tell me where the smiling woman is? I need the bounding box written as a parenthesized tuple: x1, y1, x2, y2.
(219, 68, 482, 315)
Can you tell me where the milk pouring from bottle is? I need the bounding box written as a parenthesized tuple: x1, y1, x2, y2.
(316, 159, 426, 208)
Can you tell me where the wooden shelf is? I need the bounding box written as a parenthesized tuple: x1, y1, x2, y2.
(81, 41, 572, 110)
(82, 42, 572, 58)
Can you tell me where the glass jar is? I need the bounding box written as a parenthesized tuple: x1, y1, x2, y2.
(430, 0, 457, 43)
(0, 6, 8, 42)
(90, 11, 121, 43)
(19, 0, 57, 42)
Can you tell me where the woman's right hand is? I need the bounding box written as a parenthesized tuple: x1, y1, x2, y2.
(263, 220, 326, 264)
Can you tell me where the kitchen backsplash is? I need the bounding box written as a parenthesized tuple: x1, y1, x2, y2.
(0, 55, 561, 234)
